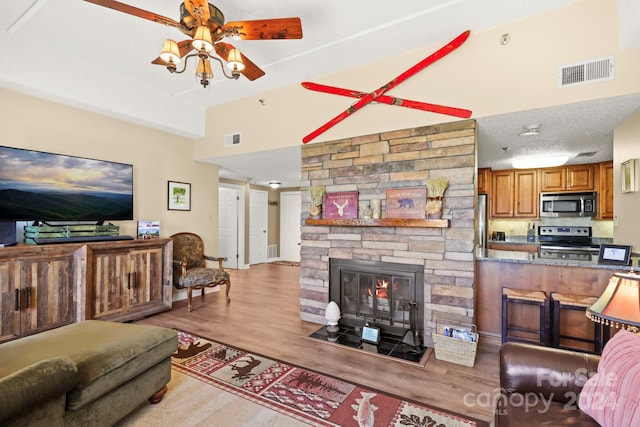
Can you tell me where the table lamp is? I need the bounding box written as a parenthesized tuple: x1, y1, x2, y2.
(586, 271, 640, 334)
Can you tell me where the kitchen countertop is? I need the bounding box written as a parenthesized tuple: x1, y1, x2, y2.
(477, 248, 639, 271)
(488, 235, 614, 246)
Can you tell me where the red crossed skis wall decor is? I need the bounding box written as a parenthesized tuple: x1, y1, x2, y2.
(301, 30, 472, 144)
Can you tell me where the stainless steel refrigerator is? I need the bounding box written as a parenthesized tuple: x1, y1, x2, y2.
(477, 194, 488, 255)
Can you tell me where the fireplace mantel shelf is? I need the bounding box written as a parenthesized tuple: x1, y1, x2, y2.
(304, 218, 449, 228)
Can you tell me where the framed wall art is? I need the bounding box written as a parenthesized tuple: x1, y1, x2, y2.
(168, 181, 191, 211)
(385, 188, 427, 218)
(598, 244, 632, 266)
(323, 191, 358, 219)
(621, 159, 637, 193)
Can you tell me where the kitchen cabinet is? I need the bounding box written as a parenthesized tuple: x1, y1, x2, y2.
(540, 165, 595, 192)
(599, 161, 614, 219)
(0, 245, 81, 342)
(488, 242, 538, 253)
(490, 169, 537, 218)
(478, 168, 490, 194)
(87, 239, 172, 322)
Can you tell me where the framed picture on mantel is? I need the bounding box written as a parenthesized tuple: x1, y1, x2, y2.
(323, 191, 358, 219)
(385, 188, 426, 219)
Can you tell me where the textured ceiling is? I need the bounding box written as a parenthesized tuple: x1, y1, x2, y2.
(1, 1, 639, 187)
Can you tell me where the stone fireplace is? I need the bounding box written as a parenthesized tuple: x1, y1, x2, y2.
(299, 120, 477, 346)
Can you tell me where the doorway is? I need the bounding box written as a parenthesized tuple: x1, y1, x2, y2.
(219, 185, 244, 269)
(280, 191, 301, 262)
(249, 189, 268, 265)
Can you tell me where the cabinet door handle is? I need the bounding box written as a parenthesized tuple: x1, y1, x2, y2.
(127, 273, 131, 290)
(25, 287, 30, 309)
(14, 289, 19, 311)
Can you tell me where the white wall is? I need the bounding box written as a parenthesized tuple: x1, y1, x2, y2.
(194, 0, 640, 159)
(0, 87, 221, 299)
(613, 110, 640, 249)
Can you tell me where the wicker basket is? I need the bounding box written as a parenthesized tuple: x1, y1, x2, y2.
(433, 322, 478, 367)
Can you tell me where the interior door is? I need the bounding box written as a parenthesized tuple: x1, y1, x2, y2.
(219, 186, 240, 269)
(280, 191, 301, 262)
(249, 189, 268, 265)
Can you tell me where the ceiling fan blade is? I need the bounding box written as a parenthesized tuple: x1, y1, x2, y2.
(84, 0, 182, 30)
(214, 42, 265, 81)
(151, 40, 194, 65)
(183, 0, 210, 25)
(223, 17, 303, 40)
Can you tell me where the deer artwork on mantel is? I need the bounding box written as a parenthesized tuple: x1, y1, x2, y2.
(333, 199, 349, 216)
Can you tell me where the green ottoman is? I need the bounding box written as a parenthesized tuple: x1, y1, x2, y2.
(0, 320, 178, 427)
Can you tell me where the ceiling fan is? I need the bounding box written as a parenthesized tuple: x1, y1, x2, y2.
(84, 0, 303, 86)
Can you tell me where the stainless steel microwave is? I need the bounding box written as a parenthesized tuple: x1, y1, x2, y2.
(539, 192, 598, 217)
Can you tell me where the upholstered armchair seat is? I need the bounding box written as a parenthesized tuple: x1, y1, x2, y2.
(178, 267, 230, 288)
(171, 232, 231, 312)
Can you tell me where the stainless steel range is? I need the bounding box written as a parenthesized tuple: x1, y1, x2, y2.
(538, 226, 600, 260)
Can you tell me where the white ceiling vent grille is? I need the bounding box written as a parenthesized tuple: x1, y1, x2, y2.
(558, 56, 615, 88)
(224, 133, 241, 147)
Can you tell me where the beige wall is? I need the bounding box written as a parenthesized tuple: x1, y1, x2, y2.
(0, 87, 220, 273)
(195, 0, 640, 159)
(613, 110, 640, 249)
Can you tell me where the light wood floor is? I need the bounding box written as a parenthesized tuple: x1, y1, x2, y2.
(135, 263, 500, 424)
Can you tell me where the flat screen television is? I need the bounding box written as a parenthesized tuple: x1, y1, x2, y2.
(0, 145, 133, 222)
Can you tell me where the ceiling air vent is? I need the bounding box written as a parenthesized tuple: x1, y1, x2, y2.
(224, 132, 241, 147)
(558, 55, 615, 88)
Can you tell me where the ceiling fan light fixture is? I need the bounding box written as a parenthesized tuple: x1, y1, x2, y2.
(512, 155, 569, 169)
(160, 39, 181, 64)
(192, 26, 214, 52)
(226, 48, 245, 72)
(195, 58, 213, 87)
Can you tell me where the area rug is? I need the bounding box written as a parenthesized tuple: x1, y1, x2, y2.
(269, 260, 301, 267)
(172, 331, 488, 427)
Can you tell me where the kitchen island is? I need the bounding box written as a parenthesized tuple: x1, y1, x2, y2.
(476, 249, 637, 348)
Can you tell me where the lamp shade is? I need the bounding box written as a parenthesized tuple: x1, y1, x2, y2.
(192, 26, 214, 52)
(586, 272, 640, 331)
(226, 48, 246, 71)
(196, 58, 213, 80)
(160, 39, 181, 64)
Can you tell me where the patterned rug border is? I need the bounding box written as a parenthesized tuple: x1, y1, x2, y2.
(172, 329, 489, 427)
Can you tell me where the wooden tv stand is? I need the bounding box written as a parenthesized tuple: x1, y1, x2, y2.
(0, 238, 173, 343)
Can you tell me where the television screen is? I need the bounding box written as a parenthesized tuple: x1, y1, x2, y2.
(0, 146, 133, 222)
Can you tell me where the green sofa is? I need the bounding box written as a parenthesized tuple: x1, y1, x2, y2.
(0, 320, 178, 426)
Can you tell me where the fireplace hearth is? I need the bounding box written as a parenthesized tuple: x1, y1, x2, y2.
(329, 258, 424, 344)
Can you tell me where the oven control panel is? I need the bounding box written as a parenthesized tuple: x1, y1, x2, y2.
(538, 226, 592, 237)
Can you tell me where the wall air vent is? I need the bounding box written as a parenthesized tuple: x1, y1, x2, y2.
(558, 56, 615, 88)
(224, 132, 241, 147)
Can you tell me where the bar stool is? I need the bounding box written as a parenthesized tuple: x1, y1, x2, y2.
(550, 292, 609, 354)
(502, 287, 550, 346)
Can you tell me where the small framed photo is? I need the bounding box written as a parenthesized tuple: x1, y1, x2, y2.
(621, 159, 637, 193)
(385, 188, 427, 218)
(598, 244, 632, 266)
(168, 181, 191, 211)
(137, 221, 160, 239)
(323, 191, 358, 219)
(361, 325, 381, 345)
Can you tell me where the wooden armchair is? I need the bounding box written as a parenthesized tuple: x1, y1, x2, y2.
(170, 232, 230, 312)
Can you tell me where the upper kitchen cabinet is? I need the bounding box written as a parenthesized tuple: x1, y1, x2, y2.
(478, 168, 490, 194)
(540, 165, 595, 192)
(490, 169, 538, 218)
(598, 161, 614, 219)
